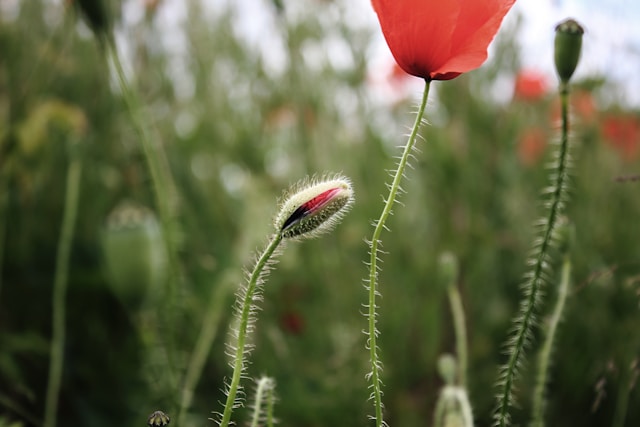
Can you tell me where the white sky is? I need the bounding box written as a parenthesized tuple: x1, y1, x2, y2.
(15, 0, 640, 108)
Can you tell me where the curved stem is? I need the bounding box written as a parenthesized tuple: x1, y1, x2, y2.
(367, 80, 431, 427)
(496, 82, 572, 427)
(219, 234, 283, 427)
(44, 150, 83, 427)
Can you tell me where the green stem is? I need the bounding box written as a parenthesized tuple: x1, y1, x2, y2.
(531, 253, 571, 427)
(448, 284, 468, 387)
(104, 39, 181, 392)
(43, 150, 83, 427)
(177, 279, 232, 426)
(495, 82, 572, 427)
(0, 172, 8, 306)
(367, 79, 431, 427)
(219, 234, 283, 427)
(105, 39, 178, 291)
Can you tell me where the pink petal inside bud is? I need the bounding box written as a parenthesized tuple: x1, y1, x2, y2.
(281, 187, 341, 232)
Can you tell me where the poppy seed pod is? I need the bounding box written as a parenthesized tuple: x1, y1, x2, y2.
(274, 175, 354, 240)
(101, 201, 167, 307)
(554, 19, 584, 83)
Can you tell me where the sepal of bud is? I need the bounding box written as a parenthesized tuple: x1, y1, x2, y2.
(554, 18, 585, 83)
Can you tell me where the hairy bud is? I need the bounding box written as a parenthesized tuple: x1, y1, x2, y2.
(275, 174, 354, 240)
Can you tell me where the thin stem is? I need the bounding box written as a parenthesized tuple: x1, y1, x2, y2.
(105, 39, 178, 295)
(495, 82, 572, 427)
(43, 150, 83, 427)
(219, 234, 283, 427)
(367, 80, 431, 427)
(104, 39, 181, 392)
(0, 172, 8, 306)
(177, 279, 232, 426)
(448, 284, 468, 387)
(531, 253, 571, 427)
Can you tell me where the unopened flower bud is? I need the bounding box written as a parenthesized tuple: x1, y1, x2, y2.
(275, 174, 354, 240)
(554, 18, 584, 83)
(147, 410, 170, 426)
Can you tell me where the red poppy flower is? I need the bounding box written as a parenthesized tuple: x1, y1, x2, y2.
(513, 69, 549, 102)
(371, 0, 515, 81)
(518, 127, 548, 166)
(601, 114, 640, 161)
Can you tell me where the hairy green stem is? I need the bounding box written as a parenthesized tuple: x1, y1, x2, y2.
(367, 80, 431, 427)
(219, 234, 283, 427)
(448, 283, 468, 387)
(531, 253, 571, 427)
(43, 150, 82, 427)
(249, 377, 275, 427)
(495, 82, 572, 427)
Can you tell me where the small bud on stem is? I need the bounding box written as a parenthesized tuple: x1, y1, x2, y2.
(275, 175, 354, 240)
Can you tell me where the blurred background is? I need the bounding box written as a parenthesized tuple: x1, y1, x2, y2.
(1, 1, 639, 426)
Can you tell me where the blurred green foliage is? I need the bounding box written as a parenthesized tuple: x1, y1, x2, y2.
(1, 1, 639, 427)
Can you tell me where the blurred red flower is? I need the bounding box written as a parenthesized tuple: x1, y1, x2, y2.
(513, 70, 549, 102)
(279, 310, 305, 335)
(518, 127, 547, 166)
(601, 114, 640, 161)
(371, 0, 515, 81)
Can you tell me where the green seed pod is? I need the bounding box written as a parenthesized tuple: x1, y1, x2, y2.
(554, 18, 585, 83)
(101, 201, 167, 308)
(274, 174, 354, 240)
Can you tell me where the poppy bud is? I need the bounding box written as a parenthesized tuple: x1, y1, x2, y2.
(147, 410, 170, 426)
(554, 19, 585, 83)
(274, 174, 354, 240)
(73, 0, 111, 38)
(438, 354, 458, 386)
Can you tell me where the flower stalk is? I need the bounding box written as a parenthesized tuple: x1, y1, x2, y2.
(217, 175, 353, 427)
(531, 233, 572, 427)
(43, 142, 83, 427)
(366, 79, 431, 427)
(495, 19, 583, 427)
